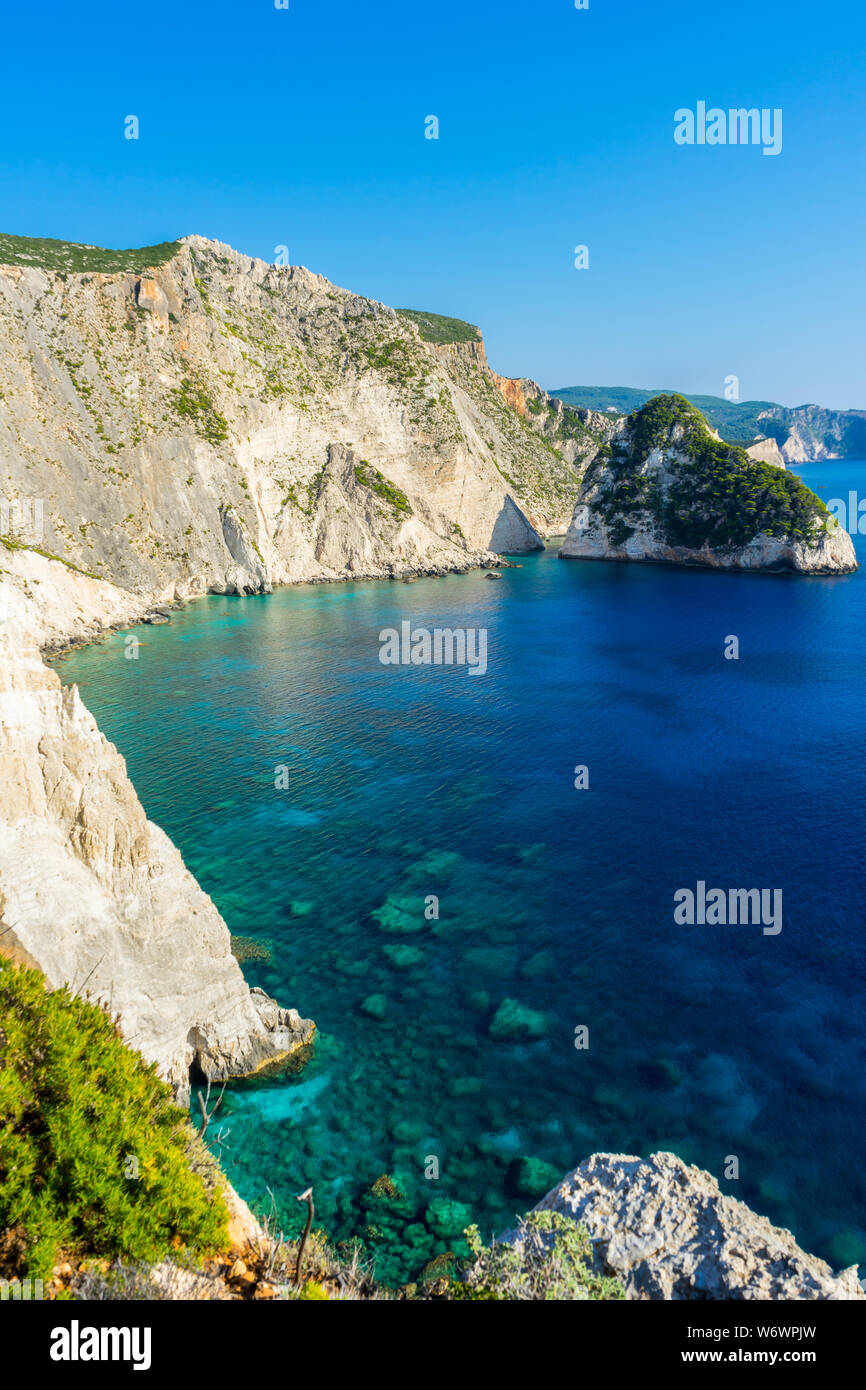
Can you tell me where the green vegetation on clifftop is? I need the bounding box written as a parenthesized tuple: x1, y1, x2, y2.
(0, 232, 181, 275)
(550, 384, 786, 446)
(396, 308, 481, 346)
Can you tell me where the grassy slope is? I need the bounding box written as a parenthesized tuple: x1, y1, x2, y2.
(0, 232, 181, 274)
(396, 308, 481, 345)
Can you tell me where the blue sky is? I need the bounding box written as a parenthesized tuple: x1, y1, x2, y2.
(1, 0, 864, 407)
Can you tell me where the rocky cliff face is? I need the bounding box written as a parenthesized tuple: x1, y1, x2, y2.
(759, 403, 866, 463)
(745, 435, 786, 469)
(524, 1152, 863, 1300)
(561, 394, 857, 574)
(0, 234, 612, 598)
(550, 385, 866, 464)
(0, 593, 312, 1102)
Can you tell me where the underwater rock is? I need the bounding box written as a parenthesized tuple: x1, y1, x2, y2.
(359, 993, 388, 1021)
(425, 1197, 473, 1240)
(489, 997, 548, 1040)
(636, 1058, 683, 1090)
(230, 935, 273, 964)
(449, 1076, 484, 1097)
(372, 894, 426, 934)
(507, 1155, 563, 1200)
(383, 943, 424, 970)
(420, 1252, 456, 1282)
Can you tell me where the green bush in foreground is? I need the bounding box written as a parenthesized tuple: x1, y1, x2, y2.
(451, 1211, 625, 1300)
(0, 960, 228, 1279)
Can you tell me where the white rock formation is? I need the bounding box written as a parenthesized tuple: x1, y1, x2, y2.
(0, 581, 312, 1101)
(527, 1152, 864, 1300)
(746, 436, 786, 469)
(562, 500, 856, 573)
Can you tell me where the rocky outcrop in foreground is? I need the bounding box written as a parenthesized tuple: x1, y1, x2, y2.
(525, 1152, 863, 1300)
(561, 394, 857, 574)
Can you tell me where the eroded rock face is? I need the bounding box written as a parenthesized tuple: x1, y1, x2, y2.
(219, 504, 272, 595)
(0, 621, 312, 1102)
(745, 436, 786, 469)
(526, 1152, 864, 1300)
(756, 402, 866, 464)
(562, 502, 857, 573)
(0, 236, 611, 598)
(134, 277, 169, 328)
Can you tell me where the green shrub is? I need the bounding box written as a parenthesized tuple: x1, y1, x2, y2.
(353, 461, 412, 516)
(0, 960, 229, 1278)
(0, 233, 180, 275)
(169, 378, 228, 445)
(360, 338, 419, 385)
(451, 1211, 625, 1301)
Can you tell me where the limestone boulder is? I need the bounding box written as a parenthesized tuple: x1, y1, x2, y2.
(523, 1152, 864, 1300)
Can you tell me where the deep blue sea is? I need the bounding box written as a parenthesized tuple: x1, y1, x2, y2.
(55, 459, 866, 1283)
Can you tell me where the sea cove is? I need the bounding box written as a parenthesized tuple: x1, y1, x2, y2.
(56, 466, 866, 1284)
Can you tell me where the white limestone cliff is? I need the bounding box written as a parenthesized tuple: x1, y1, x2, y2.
(562, 497, 856, 573)
(0, 236, 602, 599)
(756, 403, 866, 464)
(0, 570, 312, 1102)
(746, 435, 786, 469)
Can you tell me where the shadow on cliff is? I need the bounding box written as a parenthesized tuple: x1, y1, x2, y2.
(488, 496, 544, 553)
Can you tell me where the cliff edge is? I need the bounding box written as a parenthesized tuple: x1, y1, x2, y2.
(0, 233, 613, 594)
(0, 569, 312, 1100)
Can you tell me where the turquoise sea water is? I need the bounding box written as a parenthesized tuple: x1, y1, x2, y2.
(56, 460, 866, 1283)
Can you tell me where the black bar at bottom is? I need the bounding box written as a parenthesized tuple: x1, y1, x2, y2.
(4, 1295, 861, 1377)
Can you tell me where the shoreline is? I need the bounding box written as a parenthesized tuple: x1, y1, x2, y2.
(45, 551, 529, 663)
